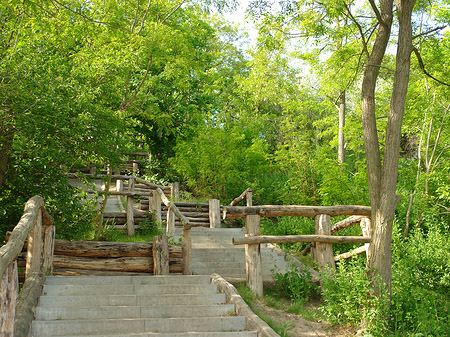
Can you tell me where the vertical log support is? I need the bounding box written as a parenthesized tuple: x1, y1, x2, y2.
(171, 182, 180, 201)
(360, 217, 372, 259)
(152, 190, 162, 225)
(315, 214, 336, 272)
(25, 209, 43, 278)
(182, 227, 192, 275)
(245, 214, 263, 297)
(152, 235, 169, 275)
(0, 261, 18, 337)
(127, 177, 135, 237)
(209, 199, 221, 228)
(246, 188, 253, 207)
(42, 225, 55, 274)
(166, 205, 175, 239)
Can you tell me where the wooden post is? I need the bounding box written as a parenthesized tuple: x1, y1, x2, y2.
(132, 162, 139, 174)
(25, 209, 43, 279)
(0, 261, 18, 337)
(152, 190, 162, 225)
(209, 199, 221, 228)
(127, 177, 135, 236)
(246, 188, 253, 207)
(182, 227, 192, 275)
(153, 235, 169, 275)
(171, 182, 180, 201)
(42, 225, 55, 274)
(315, 214, 335, 271)
(360, 217, 371, 258)
(245, 214, 263, 297)
(116, 179, 123, 192)
(166, 205, 175, 239)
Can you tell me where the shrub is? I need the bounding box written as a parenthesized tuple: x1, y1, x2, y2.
(274, 263, 317, 303)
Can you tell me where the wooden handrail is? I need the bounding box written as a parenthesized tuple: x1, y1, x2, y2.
(223, 205, 371, 220)
(233, 234, 371, 245)
(0, 195, 55, 337)
(229, 188, 252, 207)
(156, 188, 191, 230)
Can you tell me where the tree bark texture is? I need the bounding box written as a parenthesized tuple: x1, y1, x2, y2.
(338, 90, 346, 164)
(245, 215, 263, 297)
(0, 262, 18, 337)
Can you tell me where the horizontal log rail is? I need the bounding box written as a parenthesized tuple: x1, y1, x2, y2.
(233, 234, 371, 245)
(223, 205, 371, 220)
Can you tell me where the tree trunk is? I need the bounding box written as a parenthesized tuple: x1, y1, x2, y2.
(365, 0, 415, 298)
(0, 130, 13, 191)
(338, 90, 346, 164)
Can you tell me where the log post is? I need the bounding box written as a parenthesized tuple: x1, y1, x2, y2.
(166, 205, 175, 239)
(360, 217, 371, 258)
(132, 162, 139, 174)
(152, 190, 162, 225)
(0, 261, 18, 337)
(25, 208, 43, 279)
(246, 188, 253, 207)
(245, 214, 263, 297)
(126, 177, 135, 236)
(209, 199, 221, 228)
(182, 227, 192, 275)
(171, 182, 180, 201)
(42, 225, 55, 274)
(315, 214, 335, 272)
(153, 235, 169, 275)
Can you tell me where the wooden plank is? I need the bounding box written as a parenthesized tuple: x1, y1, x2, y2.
(53, 255, 153, 273)
(223, 205, 371, 220)
(233, 235, 371, 245)
(245, 215, 263, 297)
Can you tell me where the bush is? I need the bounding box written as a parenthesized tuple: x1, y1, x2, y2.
(274, 264, 317, 303)
(320, 260, 389, 335)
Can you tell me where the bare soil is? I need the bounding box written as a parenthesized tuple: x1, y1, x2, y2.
(251, 298, 356, 337)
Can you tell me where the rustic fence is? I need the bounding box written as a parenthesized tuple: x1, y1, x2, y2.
(0, 196, 55, 337)
(223, 204, 372, 296)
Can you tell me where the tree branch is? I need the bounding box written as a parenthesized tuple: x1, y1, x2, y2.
(161, 0, 186, 24)
(130, 0, 140, 34)
(413, 47, 450, 87)
(413, 26, 447, 40)
(137, 0, 152, 35)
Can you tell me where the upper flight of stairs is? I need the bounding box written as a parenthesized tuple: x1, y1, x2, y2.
(31, 275, 258, 337)
(174, 227, 291, 281)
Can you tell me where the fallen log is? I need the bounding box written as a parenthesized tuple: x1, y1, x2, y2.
(334, 245, 367, 261)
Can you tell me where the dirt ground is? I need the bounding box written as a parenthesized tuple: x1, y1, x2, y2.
(251, 298, 356, 337)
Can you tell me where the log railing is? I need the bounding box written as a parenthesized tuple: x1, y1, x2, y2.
(155, 188, 192, 275)
(0, 196, 55, 337)
(229, 188, 253, 207)
(223, 204, 371, 296)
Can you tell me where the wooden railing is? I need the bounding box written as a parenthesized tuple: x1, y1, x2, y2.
(155, 188, 192, 275)
(0, 196, 55, 337)
(223, 204, 371, 296)
(229, 188, 253, 207)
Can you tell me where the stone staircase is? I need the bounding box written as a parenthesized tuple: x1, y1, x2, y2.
(174, 227, 291, 280)
(31, 275, 257, 337)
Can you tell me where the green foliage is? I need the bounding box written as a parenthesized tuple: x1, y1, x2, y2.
(320, 261, 389, 335)
(274, 264, 318, 304)
(390, 227, 450, 335)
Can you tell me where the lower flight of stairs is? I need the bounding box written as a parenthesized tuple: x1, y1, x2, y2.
(31, 275, 257, 337)
(174, 227, 290, 281)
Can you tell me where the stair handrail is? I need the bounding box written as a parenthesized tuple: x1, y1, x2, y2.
(229, 188, 252, 207)
(156, 188, 192, 275)
(0, 196, 55, 337)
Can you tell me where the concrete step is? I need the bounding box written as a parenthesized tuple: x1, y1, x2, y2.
(42, 284, 219, 296)
(35, 304, 236, 320)
(45, 275, 211, 286)
(31, 316, 246, 336)
(48, 332, 258, 337)
(38, 293, 226, 308)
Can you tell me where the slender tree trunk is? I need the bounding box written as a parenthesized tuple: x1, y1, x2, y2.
(338, 91, 346, 164)
(0, 130, 13, 190)
(366, 0, 415, 297)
